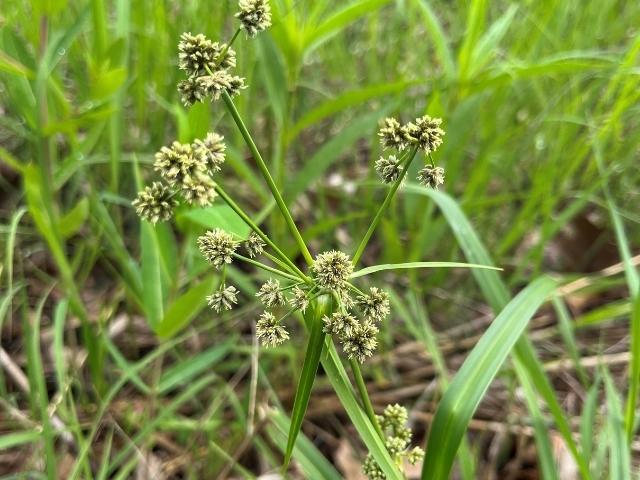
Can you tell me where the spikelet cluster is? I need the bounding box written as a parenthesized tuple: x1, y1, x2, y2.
(133, 131, 226, 223)
(177, 32, 245, 107)
(132, 182, 178, 224)
(236, 0, 272, 37)
(256, 311, 289, 347)
(362, 404, 425, 479)
(207, 285, 239, 313)
(311, 250, 354, 290)
(198, 228, 238, 268)
(377, 114, 446, 189)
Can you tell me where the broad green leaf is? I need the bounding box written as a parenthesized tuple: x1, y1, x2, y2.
(284, 299, 328, 469)
(158, 341, 232, 393)
(414, 0, 456, 80)
(140, 222, 164, 328)
(422, 277, 557, 479)
(59, 198, 89, 238)
(156, 275, 216, 338)
(351, 261, 501, 278)
(303, 0, 391, 55)
(457, 0, 487, 81)
(406, 186, 590, 478)
(468, 4, 518, 77)
(179, 204, 251, 239)
(256, 34, 287, 126)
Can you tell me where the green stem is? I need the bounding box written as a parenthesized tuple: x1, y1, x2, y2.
(350, 358, 385, 440)
(214, 28, 241, 69)
(221, 90, 314, 266)
(352, 147, 419, 265)
(263, 251, 297, 276)
(214, 185, 310, 283)
(233, 254, 301, 282)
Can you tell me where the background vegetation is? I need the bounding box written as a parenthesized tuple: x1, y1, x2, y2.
(0, 0, 639, 478)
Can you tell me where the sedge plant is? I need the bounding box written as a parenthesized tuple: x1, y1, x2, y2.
(133, 1, 490, 477)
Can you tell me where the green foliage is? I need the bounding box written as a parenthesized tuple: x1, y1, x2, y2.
(1, 0, 639, 477)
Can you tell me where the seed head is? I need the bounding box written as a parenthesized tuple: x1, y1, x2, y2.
(193, 132, 226, 174)
(154, 141, 207, 187)
(236, 0, 272, 37)
(178, 33, 236, 77)
(417, 166, 445, 189)
(312, 250, 354, 290)
(407, 446, 425, 465)
(180, 174, 217, 207)
(341, 320, 378, 363)
(380, 404, 408, 433)
(132, 182, 177, 224)
(207, 285, 239, 312)
(357, 287, 390, 322)
(256, 279, 285, 307)
(385, 436, 409, 457)
(244, 231, 266, 258)
(178, 77, 206, 107)
(374, 155, 402, 184)
(198, 228, 238, 268)
(406, 115, 444, 153)
(337, 288, 356, 310)
(362, 454, 385, 480)
(322, 312, 358, 338)
(288, 286, 309, 313)
(256, 311, 289, 347)
(378, 117, 410, 151)
(195, 70, 246, 101)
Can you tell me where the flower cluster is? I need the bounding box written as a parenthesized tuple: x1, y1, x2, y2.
(132, 132, 227, 223)
(236, 0, 272, 37)
(176, 1, 271, 108)
(311, 252, 391, 363)
(193, 232, 391, 360)
(376, 115, 446, 189)
(362, 404, 425, 479)
(177, 32, 245, 107)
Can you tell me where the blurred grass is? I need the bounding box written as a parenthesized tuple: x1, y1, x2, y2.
(0, 0, 639, 477)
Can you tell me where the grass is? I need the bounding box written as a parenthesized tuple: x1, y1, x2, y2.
(1, 0, 639, 478)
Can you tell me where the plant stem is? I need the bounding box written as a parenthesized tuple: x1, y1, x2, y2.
(352, 147, 419, 265)
(233, 254, 301, 282)
(221, 90, 314, 266)
(214, 28, 241, 69)
(214, 185, 310, 283)
(350, 358, 385, 440)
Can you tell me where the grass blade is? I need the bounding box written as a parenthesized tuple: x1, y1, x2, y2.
(512, 359, 560, 480)
(321, 341, 403, 479)
(603, 369, 632, 479)
(351, 261, 501, 278)
(156, 275, 216, 338)
(284, 298, 328, 469)
(421, 276, 556, 479)
(269, 409, 342, 479)
(406, 186, 590, 478)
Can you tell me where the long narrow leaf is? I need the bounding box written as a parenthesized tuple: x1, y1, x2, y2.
(422, 276, 556, 479)
(284, 298, 328, 469)
(406, 186, 590, 478)
(351, 261, 501, 278)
